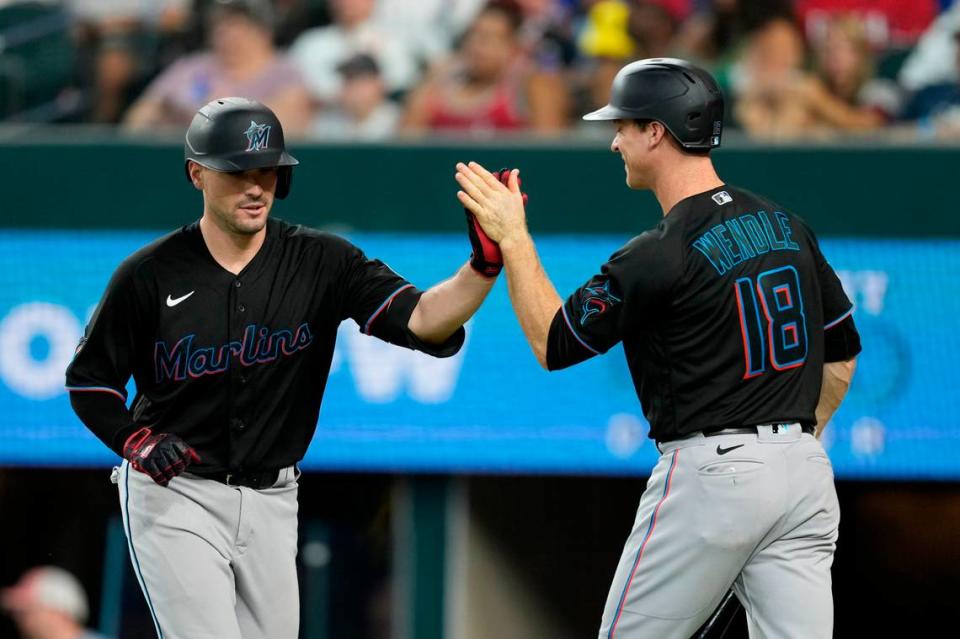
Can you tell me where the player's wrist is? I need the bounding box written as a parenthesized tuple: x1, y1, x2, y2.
(498, 230, 533, 256)
(468, 259, 502, 278)
(123, 427, 153, 458)
(464, 259, 501, 283)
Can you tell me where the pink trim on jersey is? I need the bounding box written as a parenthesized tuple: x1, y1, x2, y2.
(774, 284, 792, 309)
(824, 306, 854, 330)
(65, 386, 126, 401)
(561, 305, 600, 355)
(363, 284, 414, 334)
(608, 449, 680, 638)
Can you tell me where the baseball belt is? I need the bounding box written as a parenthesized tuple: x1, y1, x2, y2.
(191, 467, 283, 489)
(701, 423, 815, 437)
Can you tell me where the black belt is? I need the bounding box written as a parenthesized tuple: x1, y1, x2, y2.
(658, 423, 815, 447)
(701, 423, 815, 437)
(192, 467, 281, 489)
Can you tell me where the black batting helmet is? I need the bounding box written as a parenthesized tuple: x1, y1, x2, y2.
(184, 97, 299, 199)
(583, 58, 724, 151)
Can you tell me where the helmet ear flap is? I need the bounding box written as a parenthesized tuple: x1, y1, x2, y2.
(276, 166, 293, 199)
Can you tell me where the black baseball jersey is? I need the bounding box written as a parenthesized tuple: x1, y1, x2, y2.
(66, 218, 463, 472)
(546, 185, 860, 442)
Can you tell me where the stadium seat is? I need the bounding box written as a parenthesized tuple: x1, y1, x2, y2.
(0, 2, 75, 119)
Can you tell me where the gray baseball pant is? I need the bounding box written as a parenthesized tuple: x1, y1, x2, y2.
(114, 460, 300, 639)
(598, 423, 840, 639)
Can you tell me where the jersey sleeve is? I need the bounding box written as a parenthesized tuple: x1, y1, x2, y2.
(824, 314, 862, 362)
(794, 217, 860, 362)
(546, 234, 671, 371)
(65, 257, 147, 452)
(799, 218, 855, 328)
(337, 238, 464, 358)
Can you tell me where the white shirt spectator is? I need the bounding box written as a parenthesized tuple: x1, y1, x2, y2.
(373, 0, 486, 62)
(311, 101, 400, 140)
(290, 20, 419, 105)
(899, 2, 960, 92)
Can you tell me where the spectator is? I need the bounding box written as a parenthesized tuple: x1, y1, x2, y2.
(400, 0, 568, 135)
(902, 30, 960, 139)
(629, 0, 682, 60)
(123, 0, 311, 134)
(674, 0, 796, 68)
(730, 15, 812, 139)
(734, 14, 896, 140)
(290, 0, 420, 107)
(515, 0, 580, 71)
(1, 566, 107, 639)
(795, 0, 940, 50)
(68, 0, 191, 123)
(311, 53, 400, 139)
(175, 0, 330, 52)
(577, 0, 636, 62)
(811, 16, 901, 125)
(373, 0, 486, 67)
(568, 0, 634, 121)
(273, 0, 332, 48)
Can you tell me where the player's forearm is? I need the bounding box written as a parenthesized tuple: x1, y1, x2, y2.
(69, 390, 139, 456)
(500, 232, 562, 368)
(814, 357, 857, 438)
(407, 262, 496, 343)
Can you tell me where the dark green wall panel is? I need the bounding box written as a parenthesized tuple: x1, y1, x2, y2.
(2, 141, 956, 236)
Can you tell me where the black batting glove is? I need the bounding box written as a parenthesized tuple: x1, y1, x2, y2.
(465, 168, 528, 278)
(123, 427, 201, 487)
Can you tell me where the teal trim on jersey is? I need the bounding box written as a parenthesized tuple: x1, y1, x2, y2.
(123, 464, 164, 639)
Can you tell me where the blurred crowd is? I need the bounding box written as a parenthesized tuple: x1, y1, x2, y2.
(1, 0, 959, 141)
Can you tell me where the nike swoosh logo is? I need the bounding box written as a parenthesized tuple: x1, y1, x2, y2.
(166, 291, 195, 307)
(716, 444, 745, 455)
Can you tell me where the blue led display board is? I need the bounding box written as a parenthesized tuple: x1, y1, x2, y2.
(0, 231, 954, 479)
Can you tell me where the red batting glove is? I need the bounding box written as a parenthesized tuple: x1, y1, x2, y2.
(123, 427, 201, 487)
(465, 168, 528, 277)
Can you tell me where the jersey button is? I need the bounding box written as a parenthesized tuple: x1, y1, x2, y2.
(234, 280, 242, 288)
(231, 418, 246, 431)
(239, 375, 248, 385)
(238, 304, 246, 312)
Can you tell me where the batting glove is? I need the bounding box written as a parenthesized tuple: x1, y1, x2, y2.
(123, 427, 201, 487)
(466, 168, 528, 278)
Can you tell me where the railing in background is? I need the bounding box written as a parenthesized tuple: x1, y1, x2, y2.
(0, 3, 81, 122)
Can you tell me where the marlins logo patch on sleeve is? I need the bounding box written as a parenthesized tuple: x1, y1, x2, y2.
(579, 280, 622, 325)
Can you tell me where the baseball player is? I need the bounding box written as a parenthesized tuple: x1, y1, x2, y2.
(64, 97, 507, 639)
(456, 59, 861, 638)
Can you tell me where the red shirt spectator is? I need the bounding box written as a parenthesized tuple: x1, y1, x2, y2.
(796, 0, 940, 48)
(421, 77, 527, 131)
(401, 1, 568, 135)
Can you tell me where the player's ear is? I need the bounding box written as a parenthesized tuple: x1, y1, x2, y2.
(188, 161, 204, 190)
(648, 121, 667, 150)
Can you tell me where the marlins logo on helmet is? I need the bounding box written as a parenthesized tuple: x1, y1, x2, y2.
(245, 121, 271, 151)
